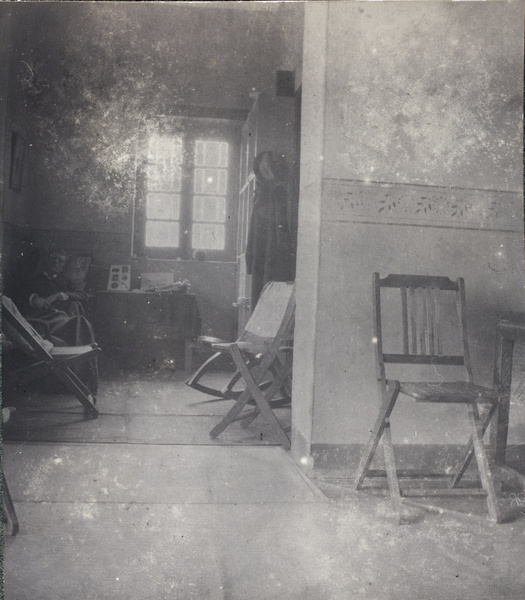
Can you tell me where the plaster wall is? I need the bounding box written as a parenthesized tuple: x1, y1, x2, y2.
(315, 218, 524, 446)
(324, 2, 522, 191)
(295, 2, 524, 462)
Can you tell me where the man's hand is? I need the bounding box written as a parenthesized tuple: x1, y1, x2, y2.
(67, 291, 91, 301)
(52, 292, 70, 303)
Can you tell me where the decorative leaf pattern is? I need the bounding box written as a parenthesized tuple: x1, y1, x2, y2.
(333, 181, 521, 231)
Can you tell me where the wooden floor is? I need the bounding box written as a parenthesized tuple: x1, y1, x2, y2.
(3, 370, 291, 446)
(2, 370, 525, 600)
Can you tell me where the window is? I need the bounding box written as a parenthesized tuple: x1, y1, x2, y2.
(134, 118, 240, 261)
(145, 135, 182, 248)
(192, 140, 228, 250)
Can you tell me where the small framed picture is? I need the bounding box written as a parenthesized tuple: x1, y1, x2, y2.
(107, 264, 131, 291)
(9, 131, 26, 192)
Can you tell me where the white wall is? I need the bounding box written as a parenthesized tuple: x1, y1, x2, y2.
(292, 2, 524, 468)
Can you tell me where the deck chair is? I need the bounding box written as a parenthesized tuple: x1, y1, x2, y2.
(2, 296, 101, 418)
(186, 282, 295, 402)
(354, 274, 502, 523)
(188, 281, 295, 448)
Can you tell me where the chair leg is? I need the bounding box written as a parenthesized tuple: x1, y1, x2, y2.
(240, 394, 292, 428)
(354, 382, 400, 490)
(269, 356, 293, 400)
(450, 401, 497, 489)
(3, 474, 19, 536)
(210, 385, 254, 439)
(53, 366, 99, 418)
(221, 356, 273, 400)
(381, 425, 405, 519)
(467, 403, 502, 523)
(209, 360, 277, 437)
(240, 355, 293, 430)
(225, 345, 291, 449)
(241, 353, 293, 427)
(223, 379, 275, 402)
(221, 370, 244, 399)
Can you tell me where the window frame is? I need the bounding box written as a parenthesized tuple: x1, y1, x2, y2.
(133, 117, 241, 262)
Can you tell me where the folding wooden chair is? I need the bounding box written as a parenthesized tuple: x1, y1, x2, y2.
(2, 296, 101, 418)
(354, 274, 503, 523)
(187, 282, 294, 448)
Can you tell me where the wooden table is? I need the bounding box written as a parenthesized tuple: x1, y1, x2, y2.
(92, 291, 201, 372)
(490, 311, 525, 490)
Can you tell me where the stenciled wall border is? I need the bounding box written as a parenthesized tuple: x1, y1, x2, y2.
(322, 179, 523, 232)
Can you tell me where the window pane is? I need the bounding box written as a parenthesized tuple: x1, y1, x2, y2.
(146, 221, 179, 247)
(146, 193, 180, 220)
(195, 140, 205, 167)
(147, 135, 183, 191)
(148, 135, 183, 162)
(194, 168, 227, 195)
(218, 142, 228, 168)
(206, 142, 220, 167)
(193, 196, 225, 223)
(195, 140, 229, 168)
(192, 223, 225, 250)
(146, 163, 182, 192)
(218, 170, 227, 195)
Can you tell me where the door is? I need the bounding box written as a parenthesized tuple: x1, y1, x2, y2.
(235, 95, 259, 335)
(235, 92, 298, 335)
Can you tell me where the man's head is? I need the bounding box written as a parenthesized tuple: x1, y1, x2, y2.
(45, 250, 66, 276)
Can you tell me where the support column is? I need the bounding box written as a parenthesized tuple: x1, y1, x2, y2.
(290, 3, 328, 470)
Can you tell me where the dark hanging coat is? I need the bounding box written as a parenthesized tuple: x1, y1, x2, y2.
(245, 152, 296, 309)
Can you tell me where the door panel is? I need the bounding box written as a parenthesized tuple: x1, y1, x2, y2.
(235, 93, 297, 334)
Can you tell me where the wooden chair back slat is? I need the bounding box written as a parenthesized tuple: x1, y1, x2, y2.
(426, 287, 435, 355)
(380, 274, 459, 291)
(401, 287, 409, 355)
(418, 288, 428, 355)
(374, 273, 470, 376)
(457, 278, 474, 383)
(409, 287, 418, 354)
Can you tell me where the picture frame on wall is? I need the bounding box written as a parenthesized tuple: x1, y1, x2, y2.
(9, 131, 26, 192)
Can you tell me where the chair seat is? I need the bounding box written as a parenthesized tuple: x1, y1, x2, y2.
(50, 343, 99, 358)
(196, 336, 227, 346)
(212, 341, 269, 356)
(395, 380, 498, 404)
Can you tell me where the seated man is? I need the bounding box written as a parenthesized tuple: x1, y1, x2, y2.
(13, 248, 94, 347)
(11, 248, 98, 391)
